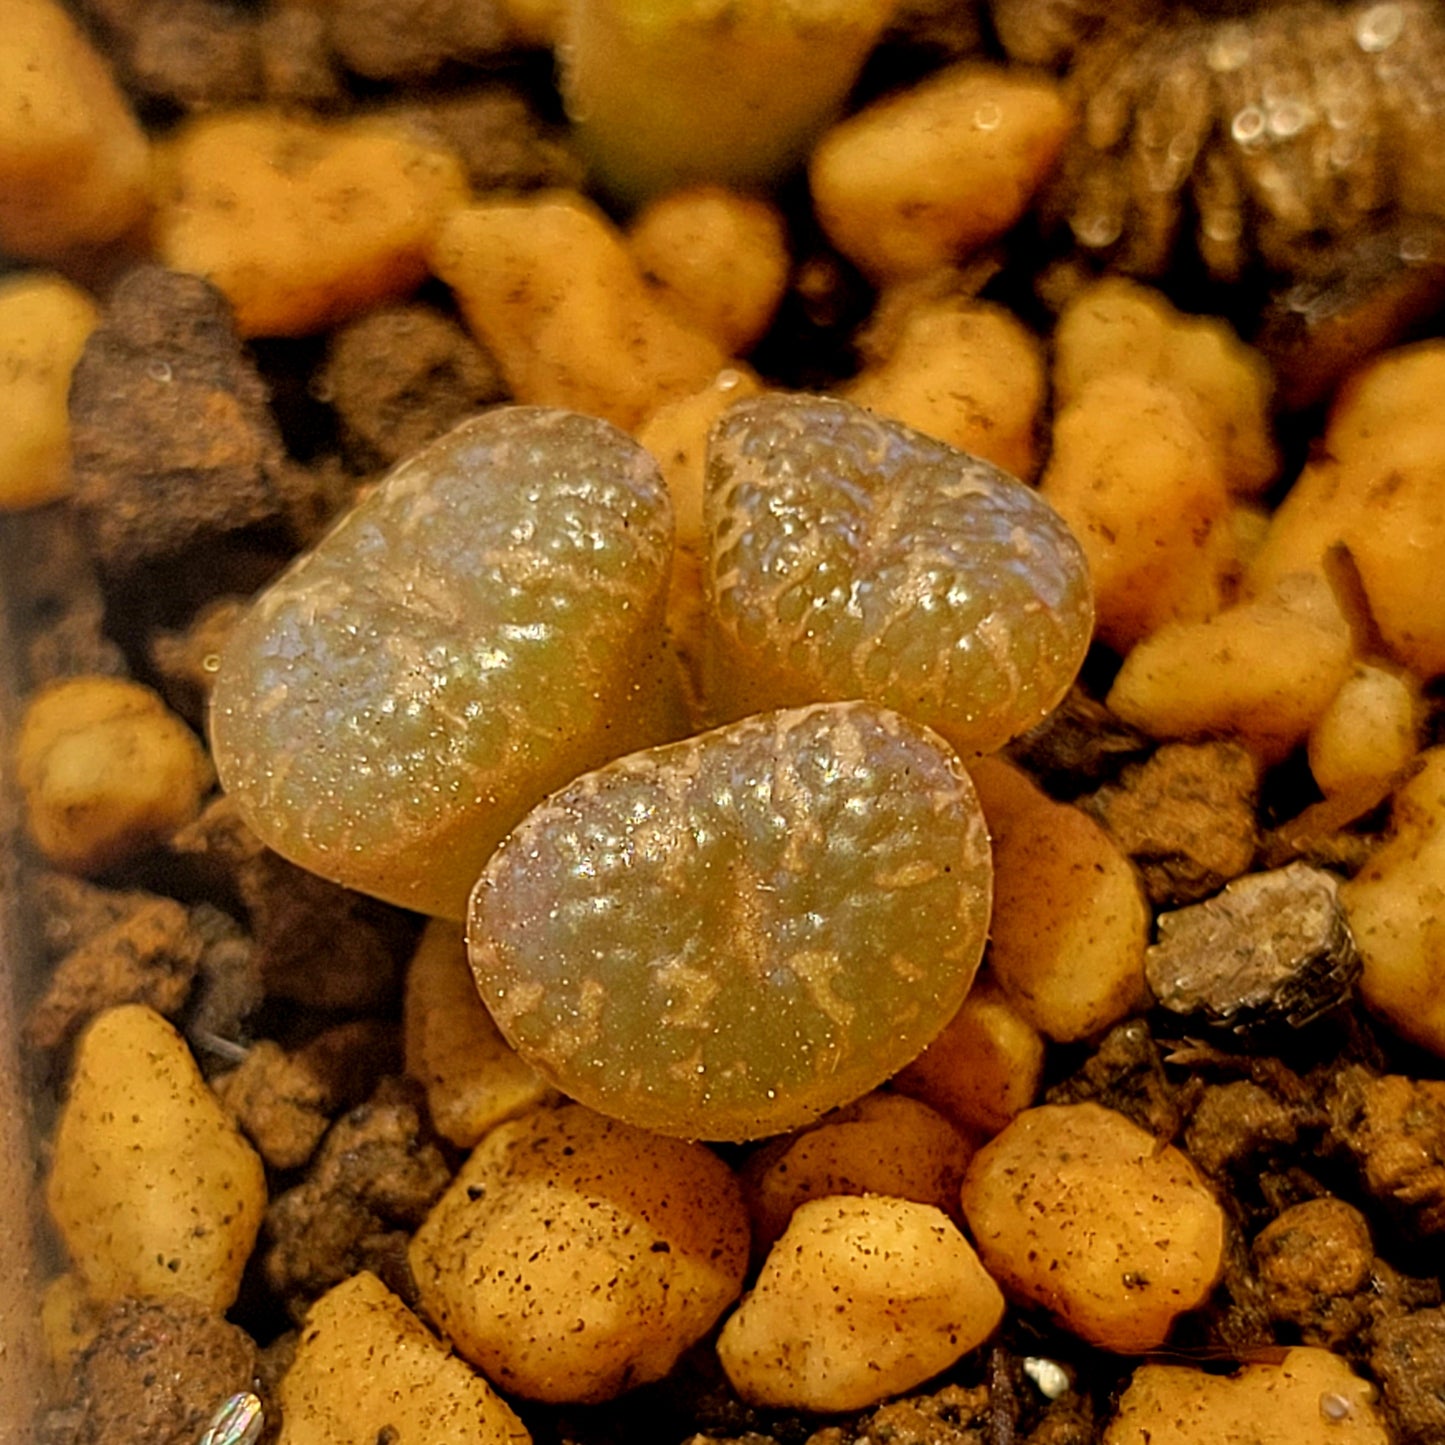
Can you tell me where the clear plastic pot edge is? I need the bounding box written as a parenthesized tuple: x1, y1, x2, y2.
(0, 565, 48, 1443)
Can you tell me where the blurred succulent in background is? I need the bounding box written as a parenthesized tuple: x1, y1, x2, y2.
(997, 0, 1445, 284)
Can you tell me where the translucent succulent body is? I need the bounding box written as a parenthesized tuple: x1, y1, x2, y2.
(703, 395, 1094, 758)
(468, 702, 992, 1142)
(210, 408, 679, 920)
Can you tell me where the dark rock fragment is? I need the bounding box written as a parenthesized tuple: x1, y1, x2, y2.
(32, 871, 158, 959)
(1251, 1197, 1375, 1348)
(1044, 1018, 1181, 1139)
(1085, 740, 1258, 905)
(1145, 863, 1360, 1036)
(77, 0, 263, 110)
(320, 303, 507, 471)
(323, 0, 513, 80)
(390, 86, 586, 195)
(44, 1296, 257, 1445)
(1327, 1065, 1445, 1237)
(0, 509, 125, 688)
(125, 0, 263, 109)
(28, 879, 264, 1065)
(172, 796, 415, 1013)
(213, 1020, 399, 1170)
(1198, 1229, 1278, 1359)
(274, 454, 376, 552)
(1372, 1305, 1445, 1444)
(215, 1039, 339, 1172)
(1183, 1079, 1303, 1181)
(1006, 686, 1150, 798)
(263, 1079, 450, 1320)
(804, 1383, 991, 1445)
(1022, 1407, 1099, 1445)
(257, 0, 345, 106)
(69, 267, 292, 574)
(27, 889, 205, 1051)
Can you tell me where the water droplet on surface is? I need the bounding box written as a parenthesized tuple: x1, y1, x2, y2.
(1207, 25, 1252, 72)
(1232, 106, 1267, 145)
(1357, 2, 1404, 52)
(1399, 228, 1433, 262)
(1073, 209, 1123, 249)
(1268, 100, 1311, 138)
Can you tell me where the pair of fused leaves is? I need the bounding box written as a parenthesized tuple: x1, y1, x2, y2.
(212, 397, 1092, 1138)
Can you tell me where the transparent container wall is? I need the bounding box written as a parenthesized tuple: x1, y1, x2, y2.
(0, 546, 49, 1442)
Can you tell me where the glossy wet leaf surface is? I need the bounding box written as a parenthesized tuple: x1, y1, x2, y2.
(704, 394, 1094, 756)
(468, 702, 992, 1141)
(210, 407, 679, 919)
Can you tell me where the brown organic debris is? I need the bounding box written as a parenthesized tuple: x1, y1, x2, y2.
(40, 1295, 258, 1445)
(214, 1020, 398, 1170)
(1085, 740, 1259, 906)
(172, 796, 416, 1012)
(1328, 1066, 1445, 1236)
(68, 265, 293, 573)
(263, 1079, 451, 1319)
